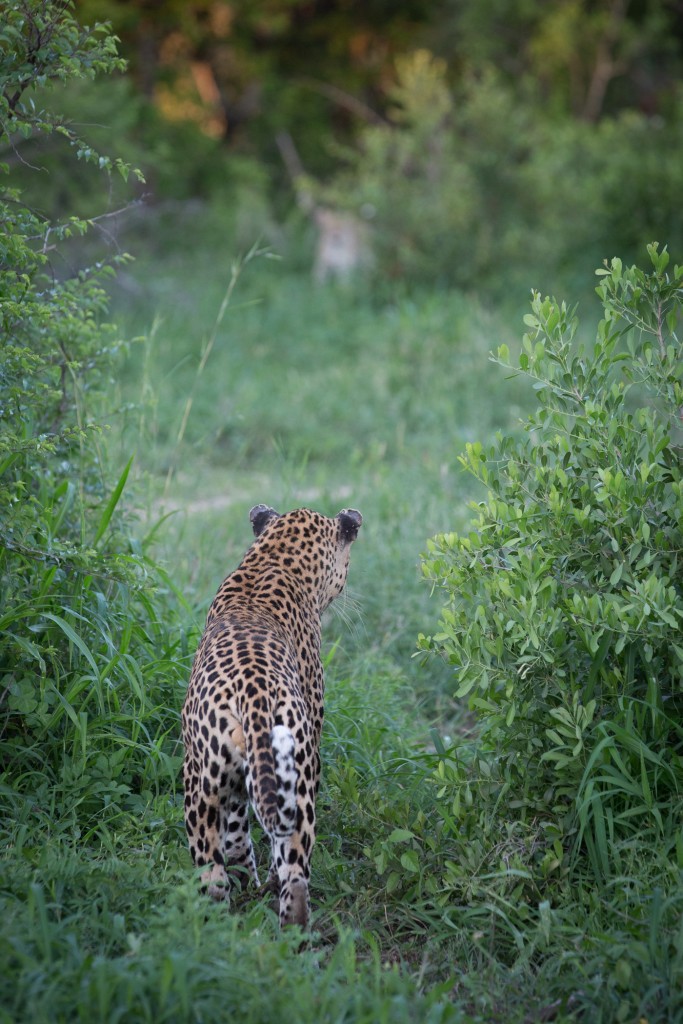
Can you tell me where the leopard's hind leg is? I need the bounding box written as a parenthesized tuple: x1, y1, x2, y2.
(269, 722, 319, 929)
(269, 831, 313, 927)
(183, 752, 258, 902)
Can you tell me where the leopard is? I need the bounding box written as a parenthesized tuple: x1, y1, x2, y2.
(181, 503, 362, 928)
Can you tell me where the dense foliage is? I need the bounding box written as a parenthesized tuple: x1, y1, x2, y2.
(0, 0, 184, 827)
(73, 0, 683, 144)
(418, 248, 682, 1010)
(9, 1, 679, 299)
(321, 53, 683, 293)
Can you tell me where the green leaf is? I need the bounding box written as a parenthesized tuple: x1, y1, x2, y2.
(387, 828, 415, 844)
(609, 562, 623, 587)
(400, 850, 420, 873)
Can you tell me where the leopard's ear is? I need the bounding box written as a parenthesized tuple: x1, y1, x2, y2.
(249, 504, 280, 537)
(337, 508, 362, 543)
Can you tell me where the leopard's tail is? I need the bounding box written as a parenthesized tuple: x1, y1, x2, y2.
(248, 724, 298, 837)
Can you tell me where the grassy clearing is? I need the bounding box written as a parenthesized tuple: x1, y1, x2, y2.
(110, 205, 530, 689)
(2, 202, 681, 1023)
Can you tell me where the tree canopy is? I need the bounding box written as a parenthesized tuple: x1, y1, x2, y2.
(74, 0, 683, 162)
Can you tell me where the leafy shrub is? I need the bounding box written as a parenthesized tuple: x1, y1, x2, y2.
(419, 245, 683, 881)
(0, 0, 185, 828)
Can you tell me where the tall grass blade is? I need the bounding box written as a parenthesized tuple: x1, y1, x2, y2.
(94, 454, 134, 546)
(40, 612, 100, 676)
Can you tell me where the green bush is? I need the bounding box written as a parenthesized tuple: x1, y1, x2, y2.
(0, 0, 185, 828)
(419, 245, 683, 881)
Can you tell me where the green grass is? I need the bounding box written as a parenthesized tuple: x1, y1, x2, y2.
(2, 201, 681, 1023)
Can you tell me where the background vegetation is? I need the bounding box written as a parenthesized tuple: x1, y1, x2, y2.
(1, 2, 681, 1022)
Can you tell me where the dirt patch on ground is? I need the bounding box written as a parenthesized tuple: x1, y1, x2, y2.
(158, 483, 354, 517)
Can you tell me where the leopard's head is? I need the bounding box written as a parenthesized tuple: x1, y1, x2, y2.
(248, 504, 362, 611)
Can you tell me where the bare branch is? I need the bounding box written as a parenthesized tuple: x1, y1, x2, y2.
(582, 0, 630, 122)
(295, 76, 390, 127)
